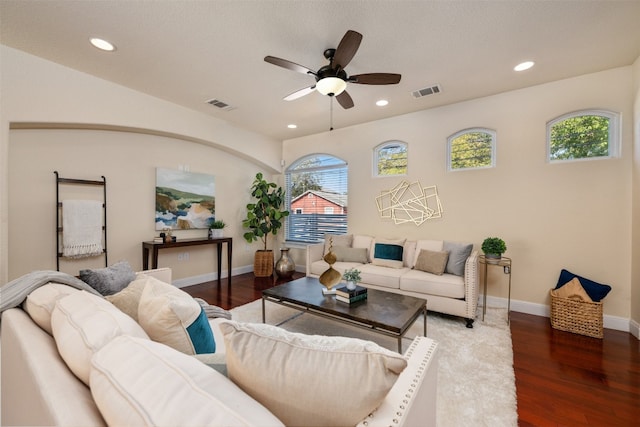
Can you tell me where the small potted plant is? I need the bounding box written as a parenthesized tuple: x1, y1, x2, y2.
(481, 237, 507, 263)
(208, 219, 226, 239)
(343, 268, 362, 290)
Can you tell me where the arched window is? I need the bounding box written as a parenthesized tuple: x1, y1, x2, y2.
(447, 128, 496, 171)
(285, 154, 348, 243)
(374, 141, 408, 176)
(547, 110, 620, 162)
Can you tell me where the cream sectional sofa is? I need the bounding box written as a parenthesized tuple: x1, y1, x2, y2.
(307, 234, 479, 327)
(1, 267, 440, 427)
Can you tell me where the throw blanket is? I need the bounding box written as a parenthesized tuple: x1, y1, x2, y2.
(0, 270, 102, 313)
(0, 270, 233, 321)
(62, 200, 104, 258)
(195, 298, 232, 320)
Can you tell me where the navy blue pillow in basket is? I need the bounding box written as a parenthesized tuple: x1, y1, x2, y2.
(555, 269, 611, 302)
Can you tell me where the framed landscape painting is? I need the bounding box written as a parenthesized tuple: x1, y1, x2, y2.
(155, 168, 215, 230)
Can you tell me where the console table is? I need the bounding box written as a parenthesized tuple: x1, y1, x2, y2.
(142, 237, 232, 286)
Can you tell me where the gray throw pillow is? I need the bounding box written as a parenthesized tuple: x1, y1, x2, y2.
(443, 241, 473, 276)
(79, 260, 136, 296)
(332, 246, 368, 263)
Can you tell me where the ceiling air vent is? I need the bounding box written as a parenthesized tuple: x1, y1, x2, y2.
(412, 84, 442, 99)
(205, 98, 235, 111)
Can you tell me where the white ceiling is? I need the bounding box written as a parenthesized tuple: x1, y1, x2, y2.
(2, 1, 640, 141)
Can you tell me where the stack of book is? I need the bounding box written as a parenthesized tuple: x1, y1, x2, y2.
(335, 285, 368, 304)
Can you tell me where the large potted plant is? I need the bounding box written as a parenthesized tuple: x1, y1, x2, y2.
(242, 172, 289, 277)
(481, 237, 507, 263)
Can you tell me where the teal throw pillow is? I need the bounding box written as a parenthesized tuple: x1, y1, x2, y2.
(186, 308, 216, 354)
(372, 243, 404, 268)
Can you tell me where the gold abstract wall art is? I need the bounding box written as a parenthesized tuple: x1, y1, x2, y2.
(376, 180, 443, 226)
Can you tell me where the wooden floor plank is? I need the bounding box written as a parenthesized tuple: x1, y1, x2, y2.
(182, 272, 640, 426)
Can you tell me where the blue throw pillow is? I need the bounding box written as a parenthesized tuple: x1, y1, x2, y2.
(186, 308, 216, 354)
(555, 269, 611, 302)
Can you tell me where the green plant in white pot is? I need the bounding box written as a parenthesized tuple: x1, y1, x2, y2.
(242, 173, 289, 277)
(343, 268, 362, 290)
(208, 219, 226, 239)
(481, 237, 507, 263)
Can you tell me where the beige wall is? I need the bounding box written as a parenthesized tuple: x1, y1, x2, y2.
(7, 128, 270, 280)
(632, 56, 640, 335)
(1, 46, 283, 282)
(284, 67, 634, 320)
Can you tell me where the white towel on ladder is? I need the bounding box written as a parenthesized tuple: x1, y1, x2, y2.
(62, 200, 104, 258)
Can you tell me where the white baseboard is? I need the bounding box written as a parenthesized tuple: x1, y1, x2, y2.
(172, 265, 253, 288)
(480, 294, 636, 335)
(172, 264, 307, 288)
(631, 319, 640, 339)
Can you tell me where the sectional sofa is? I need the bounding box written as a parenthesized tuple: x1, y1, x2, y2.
(1, 267, 440, 427)
(307, 234, 479, 327)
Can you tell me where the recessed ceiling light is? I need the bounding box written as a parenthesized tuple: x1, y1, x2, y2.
(514, 61, 534, 72)
(376, 99, 389, 107)
(90, 37, 116, 52)
(287, 124, 297, 129)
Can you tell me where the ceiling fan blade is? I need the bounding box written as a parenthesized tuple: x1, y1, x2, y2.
(264, 56, 315, 75)
(336, 91, 354, 109)
(284, 85, 316, 101)
(332, 30, 362, 69)
(350, 73, 402, 85)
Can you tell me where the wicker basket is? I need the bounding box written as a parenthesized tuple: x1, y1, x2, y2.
(253, 250, 274, 277)
(549, 290, 603, 338)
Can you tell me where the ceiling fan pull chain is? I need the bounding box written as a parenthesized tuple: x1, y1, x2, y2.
(329, 96, 334, 131)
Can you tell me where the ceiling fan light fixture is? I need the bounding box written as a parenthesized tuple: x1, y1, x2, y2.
(316, 77, 347, 96)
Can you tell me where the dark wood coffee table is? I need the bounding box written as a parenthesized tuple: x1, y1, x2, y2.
(262, 276, 427, 352)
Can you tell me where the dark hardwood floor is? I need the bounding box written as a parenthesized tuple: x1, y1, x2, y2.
(183, 272, 640, 427)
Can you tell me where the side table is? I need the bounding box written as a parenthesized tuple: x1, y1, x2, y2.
(479, 255, 512, 324)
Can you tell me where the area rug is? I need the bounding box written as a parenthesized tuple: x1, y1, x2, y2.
(230, 300, 517, 427)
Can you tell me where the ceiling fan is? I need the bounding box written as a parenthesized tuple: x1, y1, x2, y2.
(264, 30, 401, 109)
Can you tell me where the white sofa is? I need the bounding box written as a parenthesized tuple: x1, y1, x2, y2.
(307, 235, 479, 327)
(1, 267, 440, 427)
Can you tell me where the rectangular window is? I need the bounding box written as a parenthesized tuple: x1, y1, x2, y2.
(285, 155, 348, 243)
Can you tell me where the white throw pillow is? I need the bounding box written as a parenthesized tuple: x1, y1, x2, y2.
(403, 240, 417, 268)
(105, 273, 150, 321)
(23, 283, 80, 335)
(353, 234, 374, 262)
(51, 290, 149, 385)
(137, 275, 216, 355)
(90, 335, 284, 427)
(219, 320, 407, 427)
